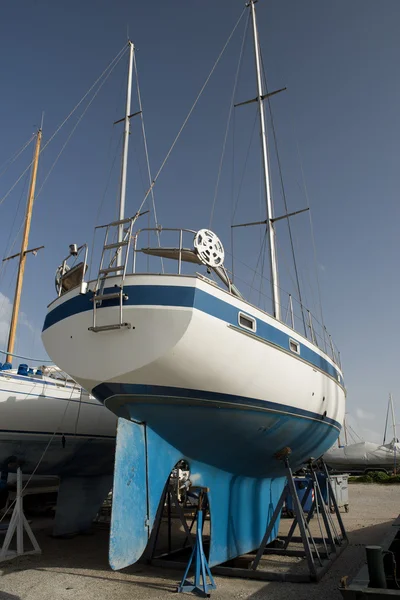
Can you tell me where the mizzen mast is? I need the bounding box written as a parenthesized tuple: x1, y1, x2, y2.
(117, 41, 135, 264)
(5, 128, 42, 364)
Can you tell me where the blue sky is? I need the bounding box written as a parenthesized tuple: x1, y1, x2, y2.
(0, 0, 399, 443)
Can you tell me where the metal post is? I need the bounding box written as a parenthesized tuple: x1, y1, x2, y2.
(366, 546, 387, 589)
(249, 0, 281, 320)
(328, 333, 335, 361)
(178, 230, 183, 275)
(117, 41, 135, 262)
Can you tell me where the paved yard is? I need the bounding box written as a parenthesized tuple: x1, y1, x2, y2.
(0, 484, 398, 600)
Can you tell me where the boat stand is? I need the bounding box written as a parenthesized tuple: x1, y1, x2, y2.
(145, 482, 196, 563)
(214, 458, 348, 582)
(177, 488, 216, 597)
(0, 468, 41, 562)
(148, 458, 348, 584)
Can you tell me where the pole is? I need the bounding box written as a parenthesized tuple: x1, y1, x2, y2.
(249, 0, 281, 320)
(117, 41, 135, 263)
(389, 393, 397, 474)
(343, 415, 348, 446)
(6, 129, 42, 364)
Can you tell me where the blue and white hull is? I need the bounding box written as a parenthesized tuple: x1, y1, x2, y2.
(42, 273, 345, 565)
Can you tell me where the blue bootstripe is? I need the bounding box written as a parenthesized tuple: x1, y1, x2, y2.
(43, 284, 343, 385)
(93, 382, 342, 431)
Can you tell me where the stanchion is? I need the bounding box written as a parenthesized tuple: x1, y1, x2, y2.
(177, 488, 216, 597)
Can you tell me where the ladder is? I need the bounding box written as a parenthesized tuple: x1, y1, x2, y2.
(89, 217, 135, 333)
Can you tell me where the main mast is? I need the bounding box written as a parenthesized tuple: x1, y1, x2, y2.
(117, 40, 135, 265)
(6, 128, 42, 364)
(249, 0, 281, 320)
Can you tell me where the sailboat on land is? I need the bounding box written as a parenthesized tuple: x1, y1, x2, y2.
(0, 128, 116, 536)
(325, 395, 398, 474)
(42, 2, 346, 568)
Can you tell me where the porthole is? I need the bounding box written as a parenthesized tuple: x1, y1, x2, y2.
(238, 312, 256, 332)
(289, 339, 300, 355)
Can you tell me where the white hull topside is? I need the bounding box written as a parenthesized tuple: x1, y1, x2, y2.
(42, 274, 346, 433)
(0, 368, 117, 476)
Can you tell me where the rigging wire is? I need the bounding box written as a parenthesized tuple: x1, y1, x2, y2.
(88, 132, 123, 280)
(133, 48, 164, 272)
(0, 43, 128, 211)
(35, 50, 127, 202)
(1, 169, 29, 262)
(209, 10, 250, 228)
(259, 51, 307, 336)
(0, 133, 35, 180)
(232, 111, 259, 222)
(137, 7, 247, 213)
(296, 139, 326, 333)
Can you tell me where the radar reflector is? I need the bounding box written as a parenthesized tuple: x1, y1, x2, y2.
(194, 229, 225, 268)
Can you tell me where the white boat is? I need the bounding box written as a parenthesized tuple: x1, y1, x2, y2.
(325, 394, 399, 474)
(42, 2, 346, 568)
(0, 129, 116, 536)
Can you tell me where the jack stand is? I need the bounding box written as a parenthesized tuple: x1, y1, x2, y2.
(213, 455, 348, 582)
(247, 456, 348, 581)
(0, 468, 41, 562)
(177, 489, 216, 597)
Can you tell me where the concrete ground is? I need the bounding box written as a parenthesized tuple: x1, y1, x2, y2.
(0, 484, 398, 600)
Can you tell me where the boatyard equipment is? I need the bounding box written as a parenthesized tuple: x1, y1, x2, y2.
(0, 468, 41, 562)
(149, 457, 348, 583)
(177, 488, 216, 597)
(212, 457, 348, 582)
(340, 515, 400, 598)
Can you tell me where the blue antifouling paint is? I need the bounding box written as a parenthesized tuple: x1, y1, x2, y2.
(109, 418, 285, 571)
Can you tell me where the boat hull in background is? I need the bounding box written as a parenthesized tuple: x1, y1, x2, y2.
(0, 370, 116, 535)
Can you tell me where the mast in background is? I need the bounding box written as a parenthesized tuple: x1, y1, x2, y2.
(5, 128, 42, 364)
(389, 393, 397, 474)
(249, 0, 281, 320)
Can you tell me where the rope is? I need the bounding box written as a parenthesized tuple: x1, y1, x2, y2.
(0, 133, 35, 180)
(137, 7, 247, 213)
(209, 11, 250, 227)
(133, 48, 164, 272)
